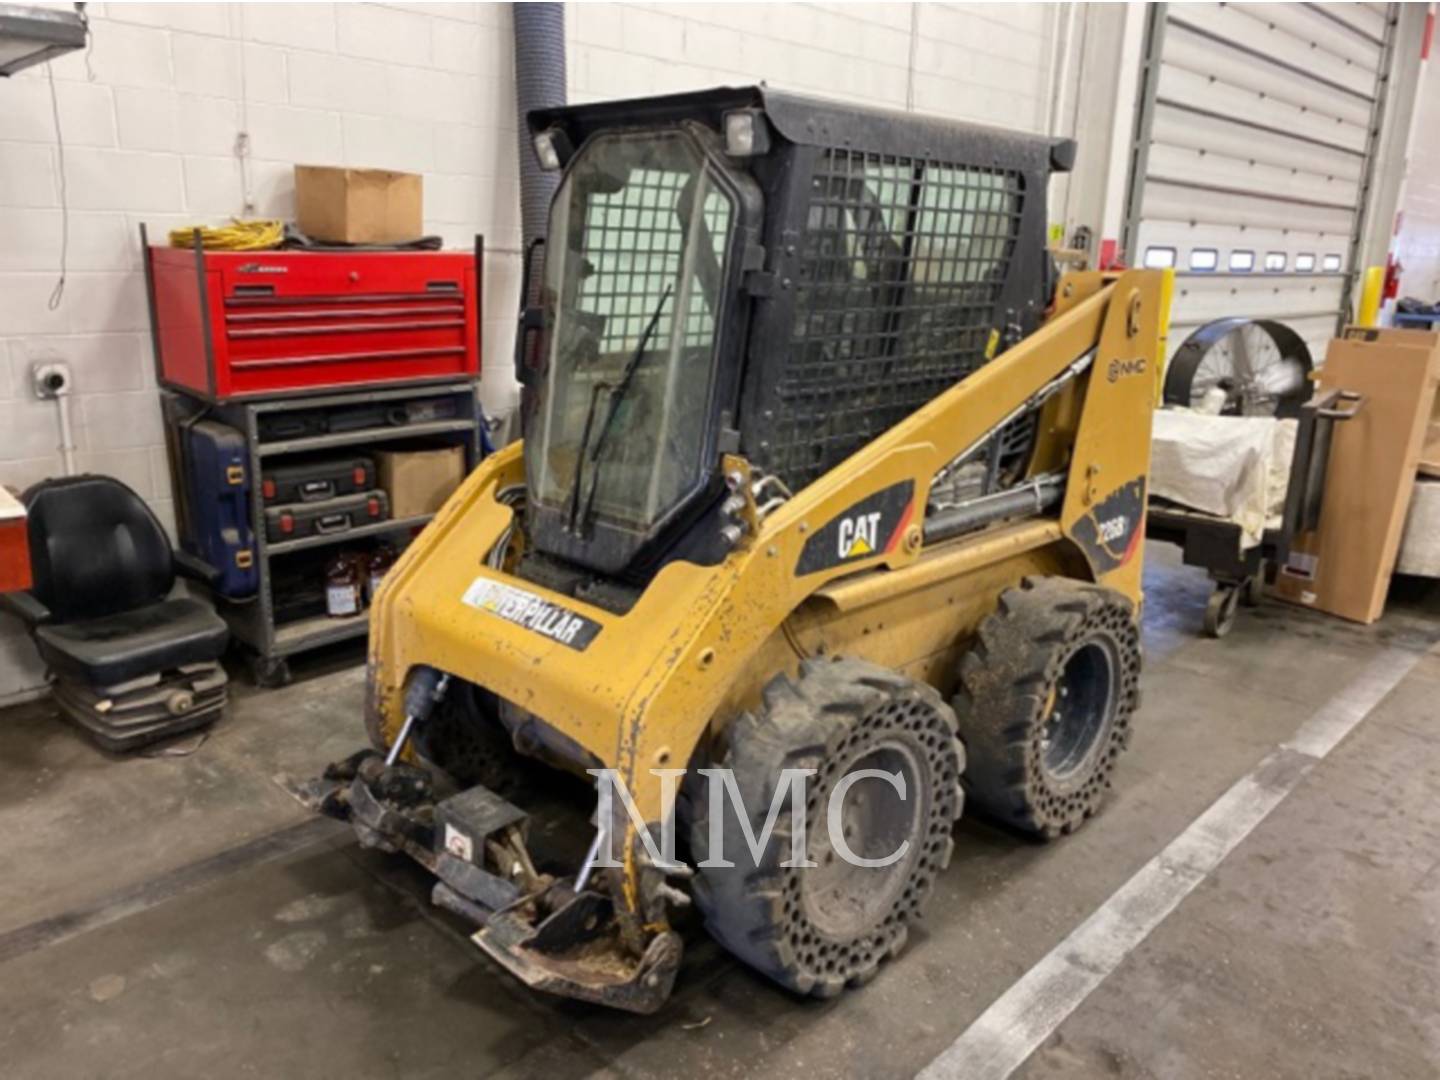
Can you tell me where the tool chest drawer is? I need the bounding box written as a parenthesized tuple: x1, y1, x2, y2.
(145, 238, 482, 401)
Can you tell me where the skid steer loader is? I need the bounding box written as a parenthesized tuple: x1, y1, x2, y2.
(303, 86, 1165, 1013)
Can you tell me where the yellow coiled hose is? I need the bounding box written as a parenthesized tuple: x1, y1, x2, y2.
(168, 219, 284, 251)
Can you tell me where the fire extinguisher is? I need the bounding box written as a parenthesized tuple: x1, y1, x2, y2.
(1383, 254, 1403, 301)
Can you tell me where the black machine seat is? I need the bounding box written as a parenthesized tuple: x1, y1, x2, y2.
(34, 597, 229, 686)
(4, 475, 229, 688)
(25, 474, 177, 622)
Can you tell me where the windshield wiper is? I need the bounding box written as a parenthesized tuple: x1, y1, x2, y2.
(567, 284, 673, 535)
(565, 379, 610, 533)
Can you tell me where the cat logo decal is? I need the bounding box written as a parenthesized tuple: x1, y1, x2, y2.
(796, 481, 915, 576)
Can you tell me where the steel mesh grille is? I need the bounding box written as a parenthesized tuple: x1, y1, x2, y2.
(576, 170, 730, 353)
(768, 149, 1023, 489)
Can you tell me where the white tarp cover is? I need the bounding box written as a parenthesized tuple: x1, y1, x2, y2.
(1150, 411, 1297, 548)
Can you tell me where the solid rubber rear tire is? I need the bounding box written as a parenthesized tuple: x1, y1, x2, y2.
(951, 577, 1141, 839)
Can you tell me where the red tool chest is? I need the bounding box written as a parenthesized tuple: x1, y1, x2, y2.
(144, 236, 482, 401)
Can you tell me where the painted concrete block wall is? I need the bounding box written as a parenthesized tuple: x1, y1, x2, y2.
(0, 1, 524, 701)
(568, 3, 1057, 132)
(0, 1, 1064, 702)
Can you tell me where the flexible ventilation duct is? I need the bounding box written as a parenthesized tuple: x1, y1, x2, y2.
(508, 3, 566, 437)
(512, 2, 566, 252)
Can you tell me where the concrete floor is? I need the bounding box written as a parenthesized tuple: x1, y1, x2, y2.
(1, 545, 1438, 1079)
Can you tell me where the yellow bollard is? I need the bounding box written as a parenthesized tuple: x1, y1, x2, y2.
(1358, 265, 1384, 327)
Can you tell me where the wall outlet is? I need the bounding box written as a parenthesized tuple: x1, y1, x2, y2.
(31, 362, 72, 399)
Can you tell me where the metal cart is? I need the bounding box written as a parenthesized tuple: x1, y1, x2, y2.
(1145, 388, 1364, 637)
(162, 381, 483, 685)
(1393, 310, 1440, 330)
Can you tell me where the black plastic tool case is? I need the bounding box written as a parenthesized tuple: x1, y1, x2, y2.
(264, 490, 390, 542)
(261, 456, 375, 505)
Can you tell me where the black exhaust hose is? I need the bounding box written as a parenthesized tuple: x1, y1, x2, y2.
(511, 2, 566, 433)
(512, 2, 565, 250)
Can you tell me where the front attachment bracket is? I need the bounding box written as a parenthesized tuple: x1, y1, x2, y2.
(294, 748, 682, 1014)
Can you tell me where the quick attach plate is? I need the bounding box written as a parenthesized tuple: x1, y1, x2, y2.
(435, 785, 528, 868)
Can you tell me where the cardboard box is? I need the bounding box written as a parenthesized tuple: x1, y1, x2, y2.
(295, 165, 422, 245)
(375, 446, 465, 518)
(1345, 328, 1440, 471)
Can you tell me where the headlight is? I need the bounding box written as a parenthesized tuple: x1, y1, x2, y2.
(723, 109, 770, 157)
(533, 129, 564, 171)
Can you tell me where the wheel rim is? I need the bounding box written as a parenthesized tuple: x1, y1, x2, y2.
(760, 683, 961, 989)
(802, 741, 927, 940)
(1040, 641, 1117, 780)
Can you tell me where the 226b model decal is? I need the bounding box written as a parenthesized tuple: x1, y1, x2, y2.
(796, 480, 915, 576)
(1071, 477, 1146, 574)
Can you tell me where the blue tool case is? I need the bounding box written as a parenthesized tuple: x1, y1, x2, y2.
(180, 420, 258, 597)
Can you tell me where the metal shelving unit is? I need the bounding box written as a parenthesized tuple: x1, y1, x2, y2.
(266, 512, 436, 555)
(162, 380, 481, 686)
(257, 420, 476, 457)
(272, 611, 370, 652)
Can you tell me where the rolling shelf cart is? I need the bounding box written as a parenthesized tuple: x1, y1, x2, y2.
(162, 381, 483, 686)
(1145, 388, 1364, 637)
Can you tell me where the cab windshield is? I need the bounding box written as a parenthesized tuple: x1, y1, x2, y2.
(529, 129, 734, 536)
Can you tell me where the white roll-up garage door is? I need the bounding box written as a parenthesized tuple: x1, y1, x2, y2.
(1124, 2, 1397, 366)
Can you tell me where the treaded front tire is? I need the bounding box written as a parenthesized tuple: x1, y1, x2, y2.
(952, 576, 1141, 839)
(688, 657, 964, 999)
